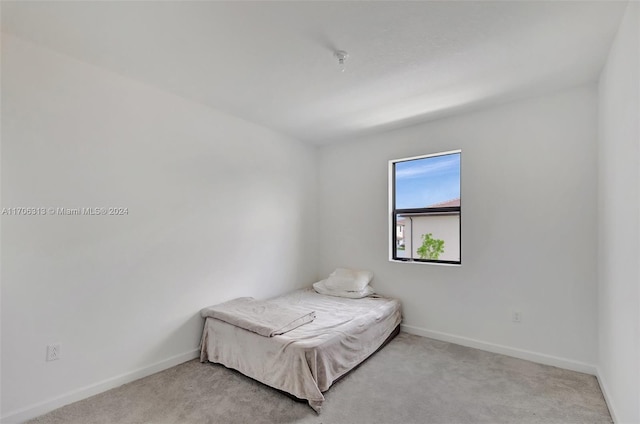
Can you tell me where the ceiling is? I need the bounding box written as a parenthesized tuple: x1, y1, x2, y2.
(1, 1, 627, 144)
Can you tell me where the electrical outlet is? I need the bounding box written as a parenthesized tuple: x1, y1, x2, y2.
(46, 344, 60, 361)
(512, 311, 522, 323)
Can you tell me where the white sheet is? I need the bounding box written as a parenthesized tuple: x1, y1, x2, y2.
(199, 288, 402, 412)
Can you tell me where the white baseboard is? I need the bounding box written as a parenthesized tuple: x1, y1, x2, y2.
(595, 367, 618, 423)
(401, 324, 597, 375)
(1, 348, 200, 424)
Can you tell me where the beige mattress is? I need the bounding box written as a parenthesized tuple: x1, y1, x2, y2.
(199, 288, 402, 412)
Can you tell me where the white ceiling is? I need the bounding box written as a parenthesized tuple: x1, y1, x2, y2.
(1, 1, 627, 144)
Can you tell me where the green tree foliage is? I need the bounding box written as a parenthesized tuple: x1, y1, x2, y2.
(416, 233, 445, 260)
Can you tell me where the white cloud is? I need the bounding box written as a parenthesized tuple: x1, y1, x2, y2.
(396, 155, 459, 180)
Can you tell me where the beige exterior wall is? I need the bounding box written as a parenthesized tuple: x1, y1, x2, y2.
(397, 214, 460, 261)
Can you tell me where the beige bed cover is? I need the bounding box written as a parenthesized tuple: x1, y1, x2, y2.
(199, 288, 402, 412)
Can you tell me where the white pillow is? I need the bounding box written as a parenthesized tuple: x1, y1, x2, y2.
(324, 268, 373, 292)
(313, 280, 374, 299)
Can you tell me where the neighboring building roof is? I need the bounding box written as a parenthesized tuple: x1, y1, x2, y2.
(427, 198, 460, 208)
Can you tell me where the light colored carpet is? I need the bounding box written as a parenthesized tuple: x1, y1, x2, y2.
(27, 333, 611, 424)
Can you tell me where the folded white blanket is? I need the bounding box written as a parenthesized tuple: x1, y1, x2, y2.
(201, 298, 316, 337)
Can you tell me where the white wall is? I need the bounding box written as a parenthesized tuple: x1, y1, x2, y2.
(597, 2, 640, 423)
(318, 85, 599, 371)
(0, 34, 317, 422)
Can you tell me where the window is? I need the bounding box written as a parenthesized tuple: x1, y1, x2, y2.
(389, 150, 461, 264)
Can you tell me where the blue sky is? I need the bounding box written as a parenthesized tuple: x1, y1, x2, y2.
(395, 153, 460, 209)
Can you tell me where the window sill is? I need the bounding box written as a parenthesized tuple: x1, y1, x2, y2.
(389, 259, 461, 267)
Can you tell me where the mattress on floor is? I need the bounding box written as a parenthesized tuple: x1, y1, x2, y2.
(199, 287, 402, 412)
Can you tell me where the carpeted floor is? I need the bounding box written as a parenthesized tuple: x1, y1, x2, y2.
(27, 333, 612, 424)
